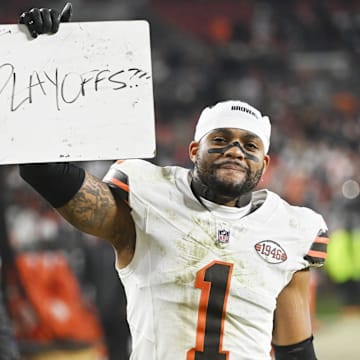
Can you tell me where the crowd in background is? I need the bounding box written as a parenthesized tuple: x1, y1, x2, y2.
(0, 0, 359, 359)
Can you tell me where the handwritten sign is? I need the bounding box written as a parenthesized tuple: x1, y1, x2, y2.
(0, 21, 155, 164)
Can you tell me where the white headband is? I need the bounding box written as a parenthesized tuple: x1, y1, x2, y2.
(194, 100, 271, 153)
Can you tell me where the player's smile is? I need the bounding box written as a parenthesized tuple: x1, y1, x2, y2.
(215, 158, 248, 172)
(213, 160, 248, 183)
(215, 160, 247, 171)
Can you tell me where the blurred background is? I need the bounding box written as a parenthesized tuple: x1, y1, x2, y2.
(0, 0, 359, 359)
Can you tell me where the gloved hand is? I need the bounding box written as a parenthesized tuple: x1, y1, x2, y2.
(19, 2, 73, 38)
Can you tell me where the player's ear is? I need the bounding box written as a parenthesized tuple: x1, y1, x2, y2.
(262, 154, 270, 176)
(189, 141, 199, 163)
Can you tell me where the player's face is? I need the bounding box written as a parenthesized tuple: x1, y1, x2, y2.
(189, 128, 270, 200)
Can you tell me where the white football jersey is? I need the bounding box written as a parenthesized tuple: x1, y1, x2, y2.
(103, 159, 328, 360)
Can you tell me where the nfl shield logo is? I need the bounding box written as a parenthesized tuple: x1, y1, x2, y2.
(217, 229, 230, 244)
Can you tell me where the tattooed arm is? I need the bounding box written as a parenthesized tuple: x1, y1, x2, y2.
(19, 163, 136, 268)
(57, 172, 136, 268)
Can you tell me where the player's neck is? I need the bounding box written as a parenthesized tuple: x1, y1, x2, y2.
(189, 172, 252, 208)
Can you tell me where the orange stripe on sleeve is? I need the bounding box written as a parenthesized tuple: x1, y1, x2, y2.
(314, 236, 329, 245)
(307, 250, 327, 259)
(110, 177, 129, 193)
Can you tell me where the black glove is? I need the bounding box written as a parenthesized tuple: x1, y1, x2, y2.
(19, 2, 73, 38)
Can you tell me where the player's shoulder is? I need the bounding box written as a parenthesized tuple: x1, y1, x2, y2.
(263, 189, 328, 240)
(270, 190, 324, 223)
(266, 190, 329, 267)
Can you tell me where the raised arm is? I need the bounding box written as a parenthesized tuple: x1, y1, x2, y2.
(19, 163, 135, 268)
(272, 268, 317, 360)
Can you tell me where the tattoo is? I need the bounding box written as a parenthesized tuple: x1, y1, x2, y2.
(61, 173, 115, 235)
(58, 172, 135, 267)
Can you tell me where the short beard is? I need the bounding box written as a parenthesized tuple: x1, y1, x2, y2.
(194, 158, 264, 200)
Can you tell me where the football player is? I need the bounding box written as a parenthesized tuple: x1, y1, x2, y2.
(18, 4, 328, 359)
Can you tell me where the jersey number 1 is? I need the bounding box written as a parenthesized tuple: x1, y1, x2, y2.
(187, 260, 233, 360)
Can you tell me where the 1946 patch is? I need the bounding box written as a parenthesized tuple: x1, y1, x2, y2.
(255, 240, 287, 264)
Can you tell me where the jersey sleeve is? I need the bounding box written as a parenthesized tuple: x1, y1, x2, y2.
(304, 216, 329, 268)
(102, 159, 153, 232)
(103, 160, 130, 203)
